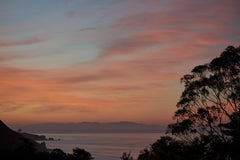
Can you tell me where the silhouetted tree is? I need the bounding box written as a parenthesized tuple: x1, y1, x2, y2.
(121, 152, 134, 160)
(167, 45, 240, 159)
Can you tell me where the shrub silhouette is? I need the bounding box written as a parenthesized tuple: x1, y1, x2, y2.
(68, 147, 94, 160)
(121, 152, 134, 160)
(50, 148, 68, 160)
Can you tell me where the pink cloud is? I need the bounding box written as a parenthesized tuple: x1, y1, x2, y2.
(99, 29, 185, 57)
(0, 37, 43, 47)
(99, 0, 239, 59)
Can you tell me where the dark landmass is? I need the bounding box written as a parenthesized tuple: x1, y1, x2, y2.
(0, 120, 47, 153)
(18, 121, 165, 133)
(0, 120, 93, 160)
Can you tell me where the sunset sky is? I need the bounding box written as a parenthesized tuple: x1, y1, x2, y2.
(0, 0, 239, 125)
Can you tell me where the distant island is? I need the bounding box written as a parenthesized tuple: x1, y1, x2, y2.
(16, 121, 165, 133)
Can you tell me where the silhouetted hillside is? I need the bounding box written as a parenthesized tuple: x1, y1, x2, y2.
(0, 120, 94, 160)
(0, 120, 47, 153)
(18, 121, 165, 133)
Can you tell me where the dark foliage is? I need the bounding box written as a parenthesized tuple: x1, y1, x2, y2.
(68, 148, 94, 160)
(0, 147, 94, 160)
(137, 136, 205, 160)
(136, 134, 240, 160)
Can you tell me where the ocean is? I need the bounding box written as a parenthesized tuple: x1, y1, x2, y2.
(41, 133, 164, 160)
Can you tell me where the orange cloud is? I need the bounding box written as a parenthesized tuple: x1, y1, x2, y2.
(0, 53, 182, 124)
(60, 69, 125, 83)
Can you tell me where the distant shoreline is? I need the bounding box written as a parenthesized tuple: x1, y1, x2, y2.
(21, 132, 60, 141)
(33, 131, 165, 134)
(15, 121, 166, 134)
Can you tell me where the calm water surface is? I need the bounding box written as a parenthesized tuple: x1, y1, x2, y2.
(41, 133, 164, 160)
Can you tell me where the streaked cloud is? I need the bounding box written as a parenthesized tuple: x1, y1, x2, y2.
(0, 0, 239, 124)
(0, 37, 43, 47)
(61, 69, 124, 83)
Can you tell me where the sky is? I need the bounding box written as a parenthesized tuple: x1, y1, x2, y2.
(0, 0, 239, 125)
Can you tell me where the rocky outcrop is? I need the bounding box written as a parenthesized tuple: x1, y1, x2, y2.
(21, 132, 58, 141)
(21, 132, 47, 141)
